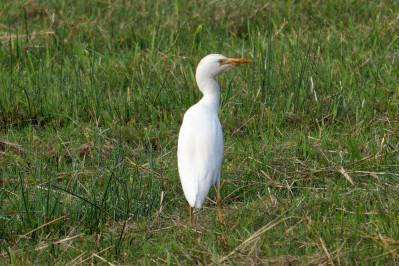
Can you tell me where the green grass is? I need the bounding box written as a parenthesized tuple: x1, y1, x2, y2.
(0, 0, 398, 264)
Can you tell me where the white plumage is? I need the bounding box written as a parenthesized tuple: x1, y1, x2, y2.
(177, 54, 252, 222)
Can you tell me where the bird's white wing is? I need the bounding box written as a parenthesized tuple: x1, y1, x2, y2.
(177, 105, 223, 208)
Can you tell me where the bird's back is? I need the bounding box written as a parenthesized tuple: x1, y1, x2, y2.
(177, 103, 223, 208)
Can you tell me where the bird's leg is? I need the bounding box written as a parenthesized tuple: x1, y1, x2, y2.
(216, 187, 223, 224)
(189, 205, 193, 222)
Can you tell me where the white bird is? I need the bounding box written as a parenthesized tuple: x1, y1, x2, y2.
(177, 54, 252, 222)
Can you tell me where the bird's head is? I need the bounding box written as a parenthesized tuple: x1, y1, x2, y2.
(196, 54, 252, 79)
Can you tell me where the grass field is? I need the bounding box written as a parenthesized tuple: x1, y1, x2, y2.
(1, 0, 398, 264)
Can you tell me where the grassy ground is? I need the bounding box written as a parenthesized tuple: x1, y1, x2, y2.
(1, 0, 398, 264)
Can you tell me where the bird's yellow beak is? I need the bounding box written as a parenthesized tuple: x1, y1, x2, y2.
(220, 58, 253, 65)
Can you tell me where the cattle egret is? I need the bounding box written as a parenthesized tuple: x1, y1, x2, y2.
(177, 54, 252, 223)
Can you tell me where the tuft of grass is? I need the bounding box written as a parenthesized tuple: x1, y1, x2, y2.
(1, 0, 398, 264)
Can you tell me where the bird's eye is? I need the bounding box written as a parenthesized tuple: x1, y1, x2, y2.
(218, 59, 224, 64)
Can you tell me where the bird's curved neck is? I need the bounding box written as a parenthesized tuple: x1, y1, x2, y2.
(197, 78, 220, 113)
